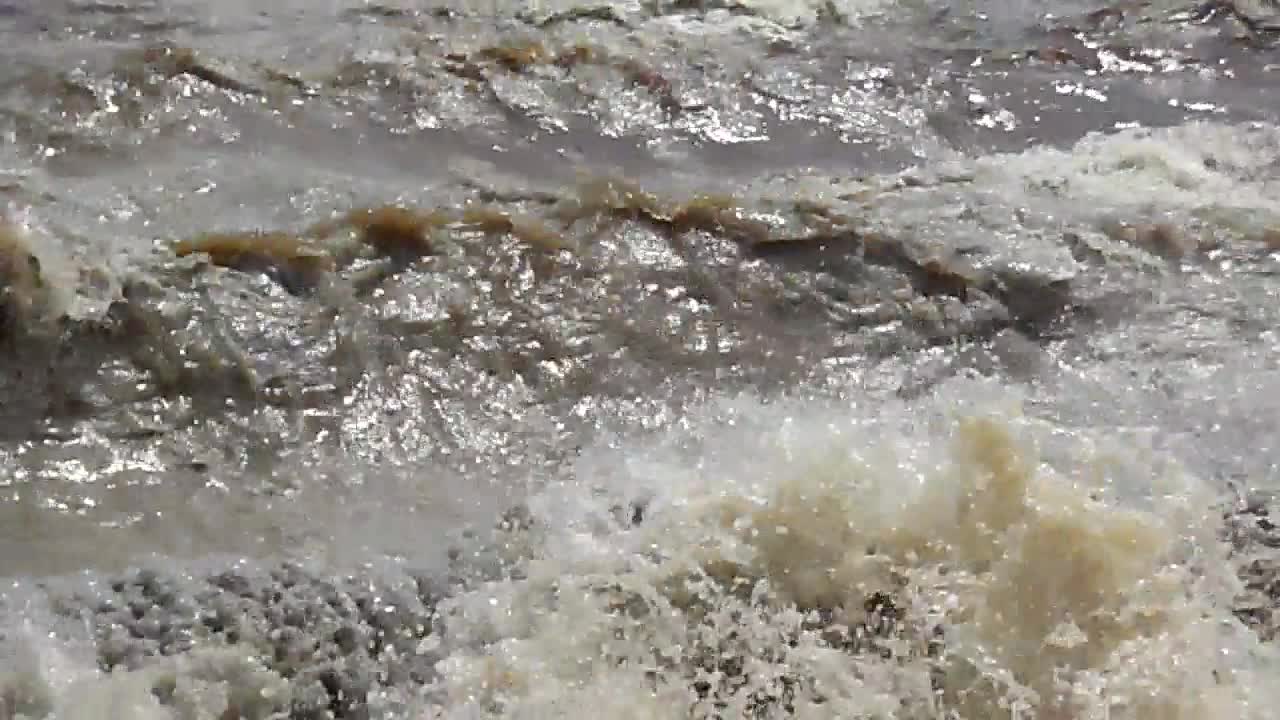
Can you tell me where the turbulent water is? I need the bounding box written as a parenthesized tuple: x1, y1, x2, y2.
(3, 0, 1280, 718)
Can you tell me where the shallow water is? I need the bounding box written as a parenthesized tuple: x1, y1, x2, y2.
(2, 0, 1280, 718)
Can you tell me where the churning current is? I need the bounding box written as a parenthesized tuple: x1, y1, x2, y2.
(2, 0, 1280, 718)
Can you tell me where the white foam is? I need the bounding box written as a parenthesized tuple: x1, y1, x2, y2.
(422, 376, 1279, 719)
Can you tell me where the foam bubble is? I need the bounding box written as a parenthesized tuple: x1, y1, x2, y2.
(424, 377, 1279, 719)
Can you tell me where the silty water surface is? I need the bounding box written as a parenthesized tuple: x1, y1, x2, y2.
(2, 0, 1280, 718)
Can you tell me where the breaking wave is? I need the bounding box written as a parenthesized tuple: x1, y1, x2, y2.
(4, 378, 1277, 719)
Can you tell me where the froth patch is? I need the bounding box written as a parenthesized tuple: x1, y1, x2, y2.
(0, 642, 290, 720)
(819, 120, 1280, 274)
(428, 381, 1280, 719)
(989, 122, 1279, 206)
(730, 0, 892, 27)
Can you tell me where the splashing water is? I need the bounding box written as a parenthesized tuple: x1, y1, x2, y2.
(407, 378, 1279, 719)
(2, 378, 1276, 719)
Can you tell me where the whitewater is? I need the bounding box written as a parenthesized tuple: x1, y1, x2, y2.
(2, 0, 1280, 718)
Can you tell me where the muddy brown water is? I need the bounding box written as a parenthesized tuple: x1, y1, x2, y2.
(2, 1, 1280, 718)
